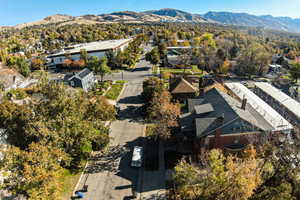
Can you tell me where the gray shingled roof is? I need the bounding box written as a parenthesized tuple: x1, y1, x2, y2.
(194, 103, 214, 115)
(78, 68, 92, 79)
(182, 88, 274, 138)
(187, 98, 204, 113)
(195, 118, 217, 136)
(66, 68, 92, 81)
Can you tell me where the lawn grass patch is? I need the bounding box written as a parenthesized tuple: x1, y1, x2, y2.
(59, 169, 82, 200)
(160, 66, 203, 74)
(152, 65, 159, 75)
(282, 75, 290, 80)
(105, 81, 126, 100)
(146, 124, 157, 137)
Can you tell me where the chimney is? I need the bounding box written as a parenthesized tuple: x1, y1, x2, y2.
(199, 77, 205, 95)
(13, 76, 16, 84)
(216, 113, 224, 125)
(241, 98, 247, 110)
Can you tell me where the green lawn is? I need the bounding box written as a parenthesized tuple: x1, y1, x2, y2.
(146, 124, 157, 137)
(60, 169, 82, 200)
(160, 66, 203, 74)
(152, 65, 159, 75)
(191, 65, 203, 72)
(282, 75, 290, 80)
(105, 81, 126, 100)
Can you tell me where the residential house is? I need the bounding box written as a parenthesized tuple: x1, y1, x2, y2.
(180, 84, 293, 153)
(64, 68, 95, 92)
(0, 63, 37, 92)
(169, 77, 198, 102)
(165, 46, 199, 68)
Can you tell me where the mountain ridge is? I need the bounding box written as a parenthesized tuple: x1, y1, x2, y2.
(203, 11, 300, 33)
(2, 8, 300, 33)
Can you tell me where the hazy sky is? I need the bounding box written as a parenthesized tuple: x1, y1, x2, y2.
(1, 0, 300, 26)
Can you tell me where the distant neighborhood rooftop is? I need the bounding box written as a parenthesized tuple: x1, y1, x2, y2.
(49, 38, 132, 57)
(225, 82, 293, 132)
(254, 82, 300, 119)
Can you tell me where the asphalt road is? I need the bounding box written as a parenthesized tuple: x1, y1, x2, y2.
(76, 59, 151, 200)
(101, 60, 153, 82)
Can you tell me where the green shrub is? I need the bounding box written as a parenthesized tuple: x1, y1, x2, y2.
(6, 88, 28, 100)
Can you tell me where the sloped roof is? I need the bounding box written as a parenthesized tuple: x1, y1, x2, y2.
(189, 88, 273, 137)
(194, 103, 214, 115)
(187, 98, 204, 113)
(66, 68, 92, 81)
(0, 63, 24, 90)
(254, 82, 300, 120)
(195, 118, 217, 136)
(78, 68, 92, 79)
(226, 82, 293, 131)
(171, 78, 197, 94)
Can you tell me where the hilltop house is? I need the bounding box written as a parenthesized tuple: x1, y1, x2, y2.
(64, 68, 95, 92)
(48, 38, 133, 67)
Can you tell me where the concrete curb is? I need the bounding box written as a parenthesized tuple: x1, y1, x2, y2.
(116, 82, 127, 102)
(71, 161, 89, 197)
(102, 85, 112, 96)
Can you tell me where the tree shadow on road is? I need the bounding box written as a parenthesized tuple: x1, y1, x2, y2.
(130, 67, 150, 72)
(118, 95, 144, 104)
(85, 145, 130, 174)
(117, 105, 145, 122)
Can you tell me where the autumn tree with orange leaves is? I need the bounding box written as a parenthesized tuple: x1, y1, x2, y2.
(148, 90, 180, 140)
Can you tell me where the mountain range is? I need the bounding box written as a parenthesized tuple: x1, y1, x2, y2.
(2, 8, 300, 33)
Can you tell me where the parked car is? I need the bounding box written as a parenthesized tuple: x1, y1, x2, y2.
(131, 146, 143, 168)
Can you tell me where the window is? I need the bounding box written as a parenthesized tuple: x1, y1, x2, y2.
(70, 81, 75, 87)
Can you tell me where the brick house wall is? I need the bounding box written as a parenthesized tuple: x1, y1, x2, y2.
(194, 131, 261, 154)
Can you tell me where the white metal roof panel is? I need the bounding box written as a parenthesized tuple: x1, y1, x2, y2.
(254, 82, 300, 119)
(49, 38, 132, 57)
(225, 82, 293, 131)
